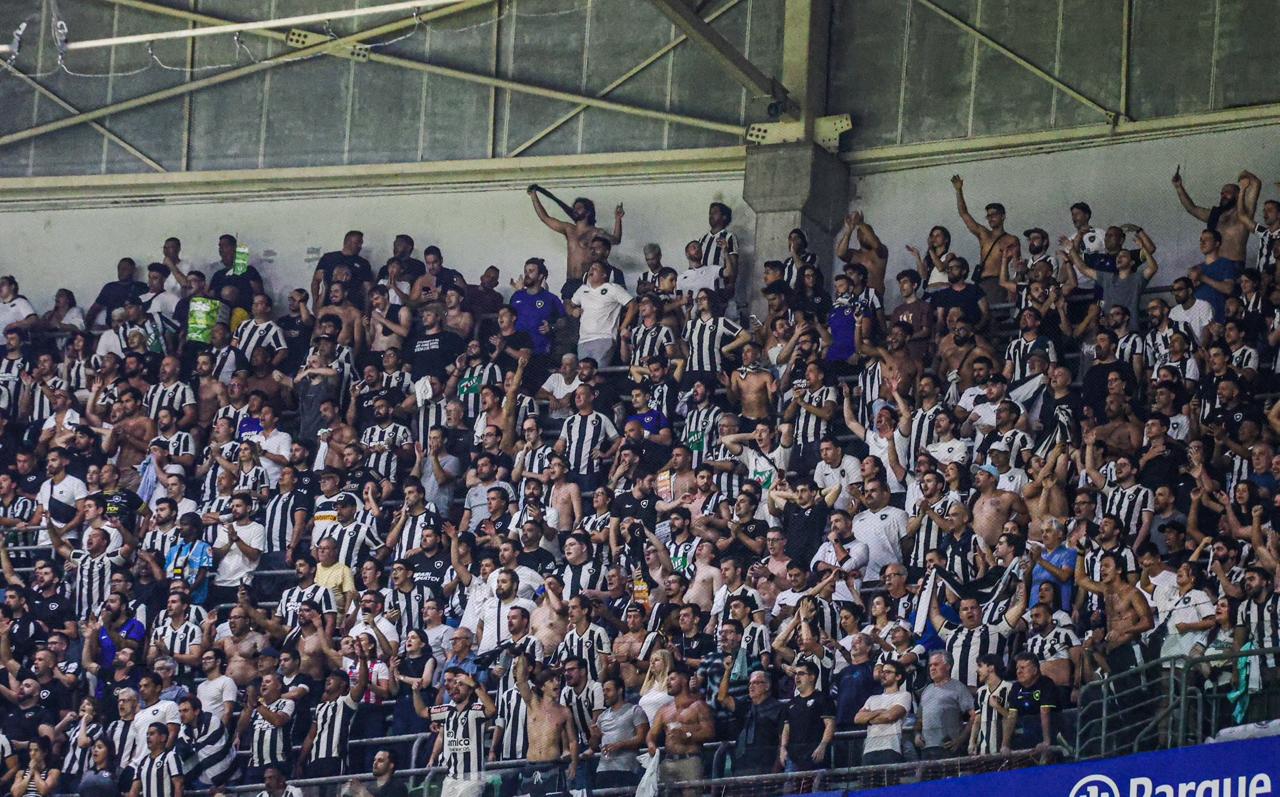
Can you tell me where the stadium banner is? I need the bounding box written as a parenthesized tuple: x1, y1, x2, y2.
(851, 737, 1279, 797)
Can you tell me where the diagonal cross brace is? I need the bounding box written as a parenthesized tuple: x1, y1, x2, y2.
(646, 0, 797, 118)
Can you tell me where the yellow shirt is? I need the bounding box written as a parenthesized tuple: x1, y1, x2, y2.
(315, 562, 355, 613)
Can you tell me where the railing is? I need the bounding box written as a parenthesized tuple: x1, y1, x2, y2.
(1073, 645, 1280, 760)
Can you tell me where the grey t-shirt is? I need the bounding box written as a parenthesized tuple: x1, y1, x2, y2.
(594, 702, 646, 773)
(1095, 269, 1149, 328)
(918, 678, 974, 748)
(420, 452, 462, 514)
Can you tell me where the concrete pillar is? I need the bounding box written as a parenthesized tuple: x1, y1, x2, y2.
(741, 141, 850, 318)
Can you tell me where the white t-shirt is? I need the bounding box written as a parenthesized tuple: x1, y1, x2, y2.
(0, 296, 36, 332)
(860, 690, 913, 754)
(213, 521, 265, 587)
(572, 282, 633, 343)
(36, 475, 88, 547)
(197, 675, 239, 717)
(850, 505, 909, 581)
(41, 409, 82, 434)
(926, 439, 970, 466)
(540, 373, 581, 419)
(735, 444, 792, 491)
(350, 614, 401, 650)
(244, 428, 292, 486)
(1169, 299, 1215, 344)
(474, 596, 538, 652)
(862, 429, 910, 493)
(676, 264, 721, 297)
(127, 700, 180, 766)
(814, 454, 861, 511)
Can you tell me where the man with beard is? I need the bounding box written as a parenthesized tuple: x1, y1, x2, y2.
(950, 175, 1020, 304)
(928, 255, 990, 335)
(1003, 307, 1057, 383)
(510, 257, 565, 361)
(646, 665, 715, 790)
(528, 189, 623, 292)
(409, 304, 466, 383)
(149, 408, 196, 477)
(1173, 167, 1254, 265)
(209, 494, 265, 607)
(836, 211, 889, 294)
(105, 388, 157, 492)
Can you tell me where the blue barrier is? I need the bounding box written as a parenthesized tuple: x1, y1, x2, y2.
(791, 736, 1280, 797)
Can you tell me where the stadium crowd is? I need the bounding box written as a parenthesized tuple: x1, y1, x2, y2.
(0, 171, 1276, 797)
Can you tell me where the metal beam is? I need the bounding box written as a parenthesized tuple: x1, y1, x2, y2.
(646, 0, 797, 117)
(1, 61, 166, 172)
(84, 0, 742, 141)
(507, 0, 745, 156)
(0, 145, 747, 207)
(844, 101, 1280, 175)
(913, 0, 1123, 124)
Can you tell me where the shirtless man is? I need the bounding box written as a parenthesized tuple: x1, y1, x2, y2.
(971, 464, 1028, 546)
(1092, 396, 1141, 455)
(193, 352, 229, 436)
(104, 388, 156, 492)
(835, 211, 889, 293)
(1074, 543, 1154, 679)
(950, 174, 1020, 303)
(859, 321, 921, 402)
(610, 605, 651, 690)
(514, 655, 577, 793)
(935, 320, 997, 395)
(289, 601, 333, 681)
(315, 281, 364, 351)
(646, 666, 715, 791)
(684, 551, 721, 614)
(545, 456, 581, 535)
(318, 399, 357, 471)
(659, 445, 697, 504)
(1172, 166, 1255, 263)
(529, 188, 623, 285)
(531, 573, 568, 653)
(728, 343, 775, 428)
(202, 605, 267, 687)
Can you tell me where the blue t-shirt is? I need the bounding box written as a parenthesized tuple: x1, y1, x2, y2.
(1195, 257, 1240, 321)
(826, 304, 857, 362)
(1031, 545, 1078, 610)
(626, 409, 671, 435)
(509, 289, 565, 355)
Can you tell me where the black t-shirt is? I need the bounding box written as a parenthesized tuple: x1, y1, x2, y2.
(66, 448, 108, 483)
(209, 266, 262, 310)
(493, 330, 535, 374)
(517, 546, 558, 577)
(725, 519, 768, 563)
(277, 314, 315, 374)
(372, 779, 411, 797)
(409, 330, 466, 382)
(673, 632, 716, 663)
(409, 550, 451, 597)
(316, 252, 374, 286)
(93, 280, 147, 314)
(2, 703, 53, 744)
(342, 466, 384, 497)
(784, 691, 836, 759)
(927, 284, 985, 325)
(611, 491, 658, 532)
(7, 615, 42, 661)
(101, 488, 145, 532)
(27, 589, 72, 639)
(13, 469, 43, 499)
(1008, 674, 1058, 745)
(781, 502, 829, 566)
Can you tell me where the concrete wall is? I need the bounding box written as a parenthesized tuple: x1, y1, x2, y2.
(0, 176, 751, 312)
(849, 123, 1280, 308)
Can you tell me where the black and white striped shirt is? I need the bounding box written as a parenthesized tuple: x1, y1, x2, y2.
(560, 681, 604, 749)
(26, 376, 67, 422)
(360, 422, 412, 482)
(250, 698, 294, 767)
(1230, 345, 1260, 376)
(456, 362, 502, 421)
(1116, 333, 1144, 369)
(151, 619, 202, 677)
(557, 412, 618, 476)
(74, 552, 124, 621)
(1144, 321, 1195, 368)
(782, 252, 817, 287)
(316, 520, 383, 570)
(514, 445, 555, 492)
(629, 321, 675, 366)
(698, 229, 737, 270)
(907, 403, 944, 462)
(276, 582, 337, 629)
(494, 688, 528, 761)
(909, 496, 955, 570)
(441, 701, 487, 779)
(61, 720, 101, 776)
(942, 530, 982, 585)
(556, 623, 612, 682)
(234, 319, 287, 362)
(263, 490, 307, 555)
(309, 695, 359, 763)
(386, 583, 434, 640)
(937, 618, 1013, 688)
(561, 559, 605, 600)
(1025, 624, 1080, 662)
(1004, 335, 1057, 382)
(145, 381, 196, 420)
(973, 679, 1012, 755)
(134, 749, 183, 797)
(852, 360, 881, 429)
(682, 404, 721, 467)
(151, 431, 195, 464)
(793, 385, 836, 444)
(1236, 593, 1280, 669)
(180, 712, 237, 787)
(1102, 482, 1153, 543)
(684, 316, 742, 374)
(200, 441, 240, 502)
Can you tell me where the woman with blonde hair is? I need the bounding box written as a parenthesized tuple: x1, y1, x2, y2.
(638, 648, 676, 724)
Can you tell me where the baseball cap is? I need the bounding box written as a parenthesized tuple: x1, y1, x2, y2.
(1022, 227, 1048, 240)
(975, 463, 1000, 478)
(334, 493, 358, 507)
(988, 441, 1009, 453)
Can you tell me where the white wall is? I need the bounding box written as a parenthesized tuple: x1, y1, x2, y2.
(0, 176, 752, 313)
(848, 124, 1280, 308)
